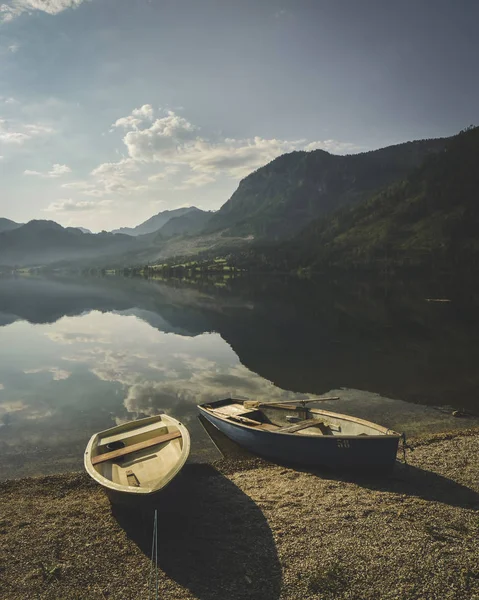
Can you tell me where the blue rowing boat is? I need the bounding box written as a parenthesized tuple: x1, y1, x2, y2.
(198, 398, 401, 470)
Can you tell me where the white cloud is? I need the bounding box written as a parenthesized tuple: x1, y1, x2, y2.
(0, 118, 54, 144)
(52, 105, 359, 205)
(49, 163, 71, 176)
(1, 0, 90, 22)
(148, 165, 180, 182)
(180, 136, 304, 178)
(24, 163, 71, 178)
(61, 158, 147, 199)
(112, 104, 155, 130)
(43, 199, 99, 213)
(23, 123, 55, 135)
(174, 172, 216, 190)
(24, 367, 71, 380)
(88, 158, 146, 197)
(113, 106, 360, 183)
(8, 43, 19, 53)
(0, 96, 18, 104)
(0, 131, 28, 144)
(122, 111, 197, 162)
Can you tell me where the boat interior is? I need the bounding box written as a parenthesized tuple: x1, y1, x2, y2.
(90, 416, 185, 491)
(203, 399, 391, 437)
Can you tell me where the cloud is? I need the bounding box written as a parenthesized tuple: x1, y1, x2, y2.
(112, 106, 360, 182)
(62, 158, 147, 199)
(148, 165, 180, 182)
(1, 0, 90, 22)
(174, 172, 216, 190)
(122, 110, 197, 161)
(0, 131, 28, 144)
(8, 43, 19, 53)
(24, 367, 71, 380)
(0, 118, 54, 144)
(88, 158, 146, 197)
(24, 163, 71, 178)
(43, 199, 100, 213)
(0, 96, 18, 104)
(54, 106, 359, 202)
(112, 104, 155, 130)
(46, 331, 111, 344)
(180, 136, 305, 179)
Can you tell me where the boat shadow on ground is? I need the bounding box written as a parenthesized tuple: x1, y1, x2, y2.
(271, 459, 479, 511)
(112, 463, 282, 600)
(324, 461, 479, 510)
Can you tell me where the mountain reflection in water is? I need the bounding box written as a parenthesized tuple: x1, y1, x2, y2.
(0, 274, 478, 479)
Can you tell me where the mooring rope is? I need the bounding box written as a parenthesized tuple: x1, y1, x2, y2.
(148, 509, 159, 600)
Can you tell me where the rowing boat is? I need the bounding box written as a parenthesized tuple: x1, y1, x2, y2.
(198, 398, 401, 470)
(84, 415, 190, 497)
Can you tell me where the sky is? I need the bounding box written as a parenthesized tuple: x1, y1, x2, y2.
(0, 0, 478, 232)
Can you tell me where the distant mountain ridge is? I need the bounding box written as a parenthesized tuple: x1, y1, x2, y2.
(111, 207, 198, 236)
(0, 218, 23, 233)
(205, 138, 447, 238)
(153, 208, 213, 239)
(0, 220, 137, 267)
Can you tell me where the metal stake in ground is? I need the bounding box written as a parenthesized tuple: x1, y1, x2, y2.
(148, 509, 159, 600)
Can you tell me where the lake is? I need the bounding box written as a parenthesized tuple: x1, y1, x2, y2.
(1, 273, 478, 479)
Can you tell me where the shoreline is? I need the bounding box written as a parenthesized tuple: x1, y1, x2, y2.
(1, 429, 479, 599)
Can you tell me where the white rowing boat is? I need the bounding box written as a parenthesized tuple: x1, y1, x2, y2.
(84, 415, 190, 496)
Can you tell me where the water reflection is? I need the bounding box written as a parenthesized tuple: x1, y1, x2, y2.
(0, 274, 478, 479)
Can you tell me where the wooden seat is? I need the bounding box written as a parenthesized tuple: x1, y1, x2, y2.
(257, 423, 281, 431)
(227, 414, 263, 426)
(278, 419, 332, 434)
(92, 430, 182, 465)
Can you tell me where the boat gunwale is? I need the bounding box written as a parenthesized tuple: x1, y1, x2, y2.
(84, 414, 190, 495)
(198, 400, 401, 439)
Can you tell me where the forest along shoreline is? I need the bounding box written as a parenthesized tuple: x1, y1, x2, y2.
(1, 428, 478, 600)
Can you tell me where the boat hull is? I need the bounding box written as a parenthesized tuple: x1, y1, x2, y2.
(84, 415, 190, 499)
(199, 408, 400, 470)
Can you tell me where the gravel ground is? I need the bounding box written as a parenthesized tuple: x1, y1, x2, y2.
(1, 430, 478, 600)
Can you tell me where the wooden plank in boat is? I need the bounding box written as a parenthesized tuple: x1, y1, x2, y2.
(227, 414, 263, 426)
(257, 423, 280, 431)
(91, 430, 182, 465)
(99, 421, 165, 446)
(209, 404, 246, 417)
(279, 419, 330, 434)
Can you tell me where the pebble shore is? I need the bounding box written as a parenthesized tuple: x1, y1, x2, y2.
(1, 430, 478, 599)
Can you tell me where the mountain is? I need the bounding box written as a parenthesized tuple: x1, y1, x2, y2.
(0, 218, 22, 233)
(230, 126, 479, 272)
(76, 227, 92, 234)
(205, 138, 447, 239)
(111, 207, 198, 236)
(0, 220, 137, 267)
(155, 208, 213, 238)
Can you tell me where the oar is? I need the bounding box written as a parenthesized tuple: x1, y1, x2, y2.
(243, 397, 339, 410)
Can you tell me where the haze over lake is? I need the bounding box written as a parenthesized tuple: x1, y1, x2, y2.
(1, 274, 478, 479)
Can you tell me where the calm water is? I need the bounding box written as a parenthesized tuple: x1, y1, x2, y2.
(1, 274, 478, 479)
